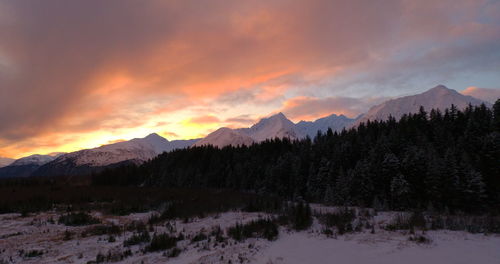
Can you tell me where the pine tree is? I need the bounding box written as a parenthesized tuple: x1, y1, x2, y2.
(461, 169, 486, 211)
(91, 103, 499, 213)
(352, 159, 374, 206)
(493, 99, 500, 132)
(390, 173, 410, 210)
(307, 158, 329, 201)
(334, 168, 352, 206)
(323, 184, 335, 205)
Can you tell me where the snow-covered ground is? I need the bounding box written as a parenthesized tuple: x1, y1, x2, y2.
(1, 207, 499, 264)
(253, 228, 500, 264)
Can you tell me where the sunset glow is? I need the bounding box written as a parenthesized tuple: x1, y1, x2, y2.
(1, 0, 500, 158)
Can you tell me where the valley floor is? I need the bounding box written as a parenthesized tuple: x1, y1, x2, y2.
(1, 207, 499, 264)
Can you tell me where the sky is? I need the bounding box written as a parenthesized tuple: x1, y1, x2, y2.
(1, 0, 500, 159)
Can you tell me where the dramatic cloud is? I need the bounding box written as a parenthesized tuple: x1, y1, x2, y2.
(188, 115, 221, 125)
(225, 115, 256, 126)
(0, 0, 499, 157)
(161, 131, 180, 139)
(462, 87, 500, 103)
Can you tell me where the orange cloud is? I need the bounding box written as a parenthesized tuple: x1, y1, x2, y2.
(225, 116, 256, 126)
(462, 86, 500, 103)
(161, 131, 179, 139)
(103, 139, 126, 145)
(0, 0, 499, 158)
(188, 115, 221, 125)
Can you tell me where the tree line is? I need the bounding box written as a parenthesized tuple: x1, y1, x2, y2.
(93, 100, 500, 213)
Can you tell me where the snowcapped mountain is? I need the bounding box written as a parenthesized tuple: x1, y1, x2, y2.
(296, 114, 354, 138)
(4, 84, 490, 178)
(0, 154, 60, 178)
(354, 85, 489, 126)
(195, 85, 490, 148)
(0, 133, 197, 178)
(0, 157, 14, 168)
(10, 154, 57, 166)
(28, 134, 198, 177)
(44, 133, 197, 168)
(238, 112, 302, 142)
(194, 127, 255, 148)
(29, 133, 197, 176)
(197, 113, 302, 148)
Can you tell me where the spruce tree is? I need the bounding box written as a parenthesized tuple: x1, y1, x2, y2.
(493, 99, 500, 132)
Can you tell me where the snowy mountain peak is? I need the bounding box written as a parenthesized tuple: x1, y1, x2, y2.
(246, 113, 293, 131)
(269, 112, 288, 120)
(10, 154, 56, 166)
(425, 85, 460, 96)
(144, 133, 167, 142)
(141, 133, 170, 153)
(196, 113, 301, 148)
(241, 112, 299, 142)
(429, 84, 449, 91)
(40, 133, 195, 168)
(354, 85, 488, 126)
(296, 113, 355, 138)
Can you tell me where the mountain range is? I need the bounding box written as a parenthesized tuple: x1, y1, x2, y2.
(0, 85, 493, 178)
(0, 154, 61, 178)
(31, 134, 198, 177)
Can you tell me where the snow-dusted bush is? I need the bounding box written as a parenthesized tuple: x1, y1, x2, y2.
(278, 202, 312, 231)
(384, 212, 425, 231)
(146, 233, 179, 252)
(22, 249, 43, 258)
(228, 218, 279, 241)
(191, 230, 208, 243)
(318, 208, 356, 235)
(58, 212, 100, 226)
(408, 234, 432, 244)
(92, 248, 132, 263)
(123, 230, 150, 246)
(82, 224, 121, 237)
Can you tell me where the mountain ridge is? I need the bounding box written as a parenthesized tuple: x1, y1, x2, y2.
(1, 85, 492, 178)
(29, 134, 199, 177)
(353, 85, 489, 126)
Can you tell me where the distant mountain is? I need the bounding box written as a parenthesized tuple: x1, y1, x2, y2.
(194, 127, 254, 148)
(0, 157, 14, 168)
(195, 85, 490, 148)
(354, 85, 489, 126)
(237, 112, 302, 142)
(10, 154, 57, 166)
(196, 112, 358, 148)
(0, 134, 198, 178)
(296, 114, 354, 138)
(31, 133, 198, 177)
(0, 154, 59, 178)
(197, 113, 303, 148)
(3, 84, 489, 178)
